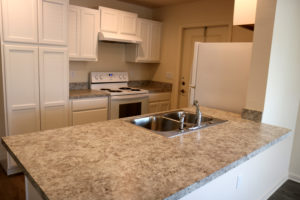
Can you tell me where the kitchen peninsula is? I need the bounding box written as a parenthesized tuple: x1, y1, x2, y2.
(2, 107, 292, 200)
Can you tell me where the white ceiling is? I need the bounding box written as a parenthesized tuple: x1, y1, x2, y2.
(118, 0, 200, 8)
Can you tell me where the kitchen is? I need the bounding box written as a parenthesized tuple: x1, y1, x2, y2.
(0, 0, 300, 200)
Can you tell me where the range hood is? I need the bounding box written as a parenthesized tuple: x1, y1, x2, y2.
(98, 32, 142, 44)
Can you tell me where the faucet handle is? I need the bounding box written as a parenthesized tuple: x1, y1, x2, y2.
(193, 100, 199, 106)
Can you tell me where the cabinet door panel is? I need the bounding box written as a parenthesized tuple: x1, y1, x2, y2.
(73, 109, 107, 125)
(100, 7, 119, 33)
(39, 47, 68, 130)
(137, 19, 151, 60)
(150, 22, 162, 61)
(4, 45, 40, 169)
(120, 12, 137, 36)
(68, 6, 80, 58)
(38, 0, 68, 45)
(148, 102, 160, 114)
(160, 101, 170, 112)
(80, 8, 99, 60)
(1, 0, 38, 43)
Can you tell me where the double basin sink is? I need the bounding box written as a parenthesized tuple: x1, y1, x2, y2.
(131, 110, 227, 138)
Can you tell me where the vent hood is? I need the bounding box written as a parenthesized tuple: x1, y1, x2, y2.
(98, 32, 142, 44)
(98, 6, 142, 44)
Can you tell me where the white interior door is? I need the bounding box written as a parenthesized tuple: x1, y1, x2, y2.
(39, 47, 69, 130)
(80, 7, 99, 60)
(38, 0, 68, 45)
(4, 44, 40, 169)
(1, 0, 38, 43)
(68, 6, 80, 58)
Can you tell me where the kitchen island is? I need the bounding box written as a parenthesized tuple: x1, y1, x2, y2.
(1, 107, 292, 200)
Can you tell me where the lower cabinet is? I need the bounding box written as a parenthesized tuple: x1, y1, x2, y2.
(70, 97, 108, 125)
(148, 92, 171, 114)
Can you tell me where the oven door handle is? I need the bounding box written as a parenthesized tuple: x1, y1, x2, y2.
(110, 94, 149, 100)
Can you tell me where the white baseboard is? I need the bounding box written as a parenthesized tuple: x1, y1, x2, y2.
(289, 173, 300, 183)
(259, 175, 288, 200)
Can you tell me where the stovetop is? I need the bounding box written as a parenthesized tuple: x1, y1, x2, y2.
(90, 72, 149, 96)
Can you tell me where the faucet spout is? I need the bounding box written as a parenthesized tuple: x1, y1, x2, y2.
(193, 100, 202, 127)
(179, 112, 186, 130)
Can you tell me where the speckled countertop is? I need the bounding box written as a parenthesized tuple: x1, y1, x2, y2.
(69, 89, 109, 99)
(2, 107, 291, 200)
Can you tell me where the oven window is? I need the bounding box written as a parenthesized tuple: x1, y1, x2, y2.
(119, 102, 142, 118)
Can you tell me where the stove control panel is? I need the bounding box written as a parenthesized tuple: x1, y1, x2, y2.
(90, 72, 129, 83)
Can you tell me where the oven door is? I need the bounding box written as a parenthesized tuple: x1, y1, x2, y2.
(109, 94, 149, 119)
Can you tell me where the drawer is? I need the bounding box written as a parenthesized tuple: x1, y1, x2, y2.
(149, 92, 171, 102)
(72, 97, 108, 111)
(72, 109, 108, 125)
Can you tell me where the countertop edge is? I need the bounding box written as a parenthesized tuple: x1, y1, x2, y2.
(164, 131, 293, 200)
(1, 139, 49, 200)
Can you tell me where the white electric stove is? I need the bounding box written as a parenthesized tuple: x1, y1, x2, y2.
(90, 72, 149, 119)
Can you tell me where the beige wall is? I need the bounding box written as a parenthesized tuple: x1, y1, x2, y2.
(152, 0, 237, 108)
(69, 0, 157, 82)
(245, 0, 277, 112)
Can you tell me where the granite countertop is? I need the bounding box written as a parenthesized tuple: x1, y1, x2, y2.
(69, 89, 109, 99)
(2, 107, 291, 200)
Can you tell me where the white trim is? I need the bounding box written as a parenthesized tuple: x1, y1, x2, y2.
(259, 175, 288, 200)
(289, 172, 300, 183)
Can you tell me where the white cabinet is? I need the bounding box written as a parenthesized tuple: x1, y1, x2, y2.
(39, 47, 69, 130)
(126, 18, 162, 63)
(148, 92, 171, 114)
(68, 5, 99, 61)
(3, 44, 40, 170)
(71, 97, 108, 125)
(38, 0, 68, 45)
(99, 6, 141, 43)
(1, 0, 38, 43)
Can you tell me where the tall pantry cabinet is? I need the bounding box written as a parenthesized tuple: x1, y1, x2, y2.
(0, 0, 69, 175)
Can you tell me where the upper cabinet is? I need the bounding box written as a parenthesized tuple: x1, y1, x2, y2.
(126, 18, 162, 63)
(1, 0, 68, 45)
(1, 0, 38, 43)
(38, 0, 68, 45)
(68, 5, 99, 61)
(233, 0, 257, 25)
(99, 6, 142, 43)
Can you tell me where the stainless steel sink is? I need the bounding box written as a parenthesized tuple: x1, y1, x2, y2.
(130, 110, 227, 138)
(163, 111, 213, 124)
(132, 116, 182, 132)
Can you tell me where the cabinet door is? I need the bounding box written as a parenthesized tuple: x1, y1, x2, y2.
(80, 8, 99, 60)
(99, 7, 119, 34)
(150, 22, 162, 61)
(72, 109, 107, 125)
(160, 101, 170, 112)
(4, 44, 40, 169)
(68, 6, 80, 58)
(1, 0, 38, 43)
(119, 12, 137, 36)
(148, 102, 161, 114)
(137, 19, 151, 61)
(39, 47, 69, 130)
(38, 0, 68, 45)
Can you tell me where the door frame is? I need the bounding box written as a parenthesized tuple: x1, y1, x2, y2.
(176, 23, 232, 108)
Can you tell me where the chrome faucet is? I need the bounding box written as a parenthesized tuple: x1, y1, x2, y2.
(179, 112, 186, 130)
(193, 100, 202, 127)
